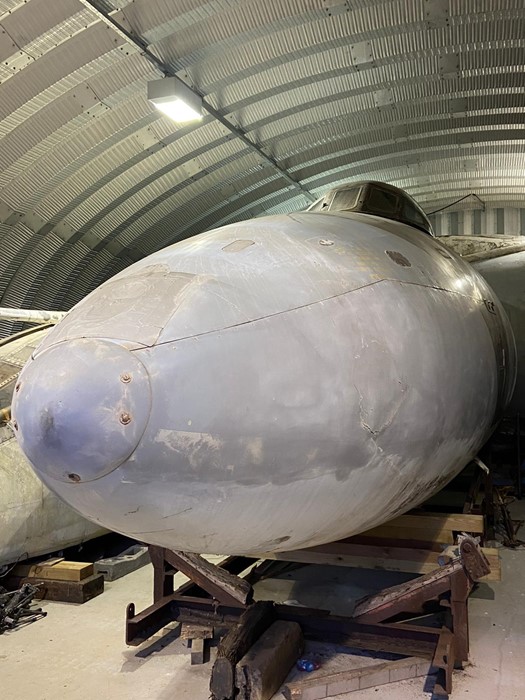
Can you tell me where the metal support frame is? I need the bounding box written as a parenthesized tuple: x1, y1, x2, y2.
(126, 536, 489, 697)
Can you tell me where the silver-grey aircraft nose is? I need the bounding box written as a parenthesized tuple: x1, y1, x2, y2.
(11, 338, 152, 484)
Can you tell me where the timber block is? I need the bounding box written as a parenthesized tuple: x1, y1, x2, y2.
(13, 559, 94, 582)
(181, 623, 214, 661)
(235, 620, 303, 700)
(13, 573, 104, 604)
(181, 623, 214, 643)
(191, 638, 206, 665)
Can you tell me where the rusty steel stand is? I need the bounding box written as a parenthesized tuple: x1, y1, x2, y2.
(126, 536, 489, 698)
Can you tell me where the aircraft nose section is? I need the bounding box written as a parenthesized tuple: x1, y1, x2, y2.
(12, 338, 152, 484)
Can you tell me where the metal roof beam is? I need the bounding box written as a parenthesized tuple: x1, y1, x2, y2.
(77, 0, 316, 202)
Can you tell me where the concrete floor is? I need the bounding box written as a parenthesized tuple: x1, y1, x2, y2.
(3, 514, 525, 700)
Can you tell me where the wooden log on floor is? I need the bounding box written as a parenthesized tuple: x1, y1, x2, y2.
(210, 600, 275, 700)
(235, 621, 303, 700)
(164, 549, 253, 606)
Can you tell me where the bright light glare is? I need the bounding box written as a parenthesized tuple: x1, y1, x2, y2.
(453, 277, 468, 290)
(155, 99, 203, 123)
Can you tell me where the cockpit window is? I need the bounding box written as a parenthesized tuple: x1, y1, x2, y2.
(330, 187, 361, 212)
(366, 187, 398, 214)
(303, 181, 433, 235)
(401, 199, 427, 229)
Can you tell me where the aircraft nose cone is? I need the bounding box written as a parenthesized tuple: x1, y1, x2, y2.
(12, 338, 152, 483)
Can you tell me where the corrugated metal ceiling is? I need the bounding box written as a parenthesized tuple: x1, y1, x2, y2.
(0, 0, 524, 335)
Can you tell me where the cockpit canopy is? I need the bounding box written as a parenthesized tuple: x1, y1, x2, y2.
(306, 181, 434, 236)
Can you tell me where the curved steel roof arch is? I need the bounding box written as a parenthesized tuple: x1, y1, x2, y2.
(0, 0, 524, 336)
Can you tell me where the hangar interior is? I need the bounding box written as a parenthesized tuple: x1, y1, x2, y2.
(0, 1, 524, 699)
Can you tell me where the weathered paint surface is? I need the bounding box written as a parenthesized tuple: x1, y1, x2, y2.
(441, 235, 525, 416)
(0, 327, 106, 569)
(12, 212, 516, 555)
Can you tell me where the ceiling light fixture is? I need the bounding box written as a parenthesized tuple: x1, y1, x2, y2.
(147, 77, 202, 123)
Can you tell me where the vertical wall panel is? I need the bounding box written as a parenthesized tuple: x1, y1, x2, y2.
(435, 207, 525, 237)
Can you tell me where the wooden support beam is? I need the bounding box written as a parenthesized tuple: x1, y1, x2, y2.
(352, 561, 462, 623)
(353, 535, 486, 629)
(360, 512, 484, 545)
(255, 542, 500, 581)
(172, 556, 256, 599)
(280, 615, 441, 659)
(164, 550, 253, 607)
(393, 513, 484, 533)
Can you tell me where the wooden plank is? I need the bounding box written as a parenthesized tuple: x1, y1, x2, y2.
(164, 550, 253, 607)
(281, 617, 440, 659)
(257, 543, 500, 580)
(479, 548, 501, 582)
(181, 623, 213, 641)
(346, 534, 443, 552)
(359, 513, 484, 544)
(13, 560, 94, 582)
(9, 574, 104, 603)
(284, 541, 443, 563)
(359, 525, 455, 544)
(397, 513, 484, 532)
(259, 540, 444, 575)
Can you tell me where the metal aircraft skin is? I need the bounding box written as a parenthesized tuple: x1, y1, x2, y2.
(440, 235, 525, 418)
(11, 183, 517, 556)
(0, 325, 106, 571)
